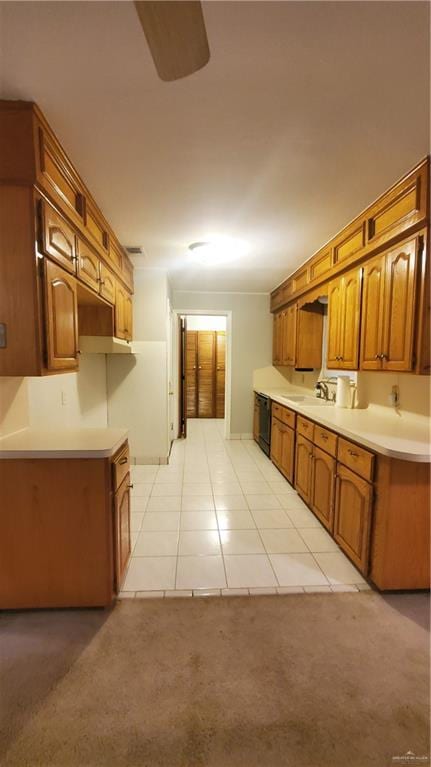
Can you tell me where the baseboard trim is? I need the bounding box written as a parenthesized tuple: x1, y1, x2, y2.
(132, 456, 169, 465)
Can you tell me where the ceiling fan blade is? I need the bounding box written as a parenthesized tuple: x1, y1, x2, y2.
(134, 1, 210, 82)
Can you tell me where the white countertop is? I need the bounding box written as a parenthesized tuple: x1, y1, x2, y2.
(255, 388, 431, 463)
(0, 428, 128, 459)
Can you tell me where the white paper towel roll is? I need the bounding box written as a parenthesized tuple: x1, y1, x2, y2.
(336, 376, 351, 408)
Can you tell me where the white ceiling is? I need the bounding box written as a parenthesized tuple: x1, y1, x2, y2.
(0, 1, 429, 292)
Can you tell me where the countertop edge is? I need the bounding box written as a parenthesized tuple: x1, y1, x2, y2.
(255, 389, 431, 463)
(0, 432, 128, 460)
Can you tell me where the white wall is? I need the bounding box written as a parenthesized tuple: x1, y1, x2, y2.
(172, 291, 272, 436)
(107, 268, 170, 462)
(186, 315, 227, 331)
(0, 354, 108, 437)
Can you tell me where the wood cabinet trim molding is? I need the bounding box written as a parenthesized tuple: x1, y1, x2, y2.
(270, 158, 429, 312)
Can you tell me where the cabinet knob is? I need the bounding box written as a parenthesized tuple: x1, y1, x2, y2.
(320, 433, 328, 440)
(119, 457, 128, 465)
(347, 449, 359, 457)
(128, 483, 134, 489)
(374, 354, 380, 359)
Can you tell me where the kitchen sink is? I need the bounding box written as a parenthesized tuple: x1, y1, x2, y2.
(279, 395, 334, 407)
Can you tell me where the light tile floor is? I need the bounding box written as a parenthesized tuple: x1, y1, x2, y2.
(121, 419, 371, 598)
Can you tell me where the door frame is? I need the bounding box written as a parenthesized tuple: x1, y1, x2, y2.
(172, 309, 232, 440)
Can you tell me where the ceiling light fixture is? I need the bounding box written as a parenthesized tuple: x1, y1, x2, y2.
(188, 237, 246, 266)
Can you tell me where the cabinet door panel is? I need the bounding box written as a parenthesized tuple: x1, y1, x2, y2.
(186, 330, 198, 418)
(334, 464, 372, 575)
(280, 424, 295, 484)
(114, 474, 131, 592)
(270, 417, 282, 467)
(294, 434, 313, 504)
(216, 331, 226, 418)
(115, 284, 126, 339)
(77, 238, 100, 292)
(40, 201, 77, 274)
(285, 304, 297, 366)
(44, 260, 79, 370)
(327, 278, 342, 368)
(382, 238, 417, 371)
(310, 447, 335, 531)
(99, 264, 116, 304)
(360, 255, 385, 370)
(124, 294, 133, 341)
(198, 331, 215, 418)
(341, 269, 362, 370)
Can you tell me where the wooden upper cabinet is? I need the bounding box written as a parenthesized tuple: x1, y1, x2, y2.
(381, 236, 418, 371)
(295, 304, 323, 370)
(39, 199, 77, 274)
(367, 163, 428, 247)
(37, 127, 85, 226)
(85, 201, 109, 255)
(76, 237, 100, 293)
(99, 263, 116, 304)
(285, 304, 297, 365)
(326, 279, 343, 368)
(115, 283, 126, 340)
(360, 254, 386, 370)
(273, 311, 283, 365)
(342, 269, 362, 369)
(360, 235, 420, 372)
(334, 464, 373, 575)
(327, 267, 362, 370)
(124, 293, 133, 341)
(44, 259, 79, 371)
(109, 239, 123, 274)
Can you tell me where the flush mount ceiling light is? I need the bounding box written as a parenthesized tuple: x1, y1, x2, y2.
(188, 237, 246, 266)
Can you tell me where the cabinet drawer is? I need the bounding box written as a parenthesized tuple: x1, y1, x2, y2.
(296, 415, 314, 440)
(313, 425, 337, 457)
(39, 199, 77, 274)
(337, 437, 374, 481)
(112, 442, 130, 490)
(76, 237, 100, 292)
(272, 401, 296, 428)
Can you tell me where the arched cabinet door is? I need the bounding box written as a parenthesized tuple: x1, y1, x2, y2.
(44, 259, 79, 371)
(333, 464, 373, 575)
(310, 446, 335, 532)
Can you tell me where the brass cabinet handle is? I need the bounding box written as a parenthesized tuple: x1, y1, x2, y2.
(128, 483, 134, 489)
(119, 457, 128, 465)
(347, 449, 359, 457)
(320, 433, 328, 440)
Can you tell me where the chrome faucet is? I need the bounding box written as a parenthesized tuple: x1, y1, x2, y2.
(315, 381, 329, 401)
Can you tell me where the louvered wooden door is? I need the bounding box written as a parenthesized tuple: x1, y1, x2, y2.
(216, 331, 226, 418)
(198, 331, 216, 417)
(185, 330, 198, 417)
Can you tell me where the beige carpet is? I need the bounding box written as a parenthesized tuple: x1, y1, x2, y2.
(0, 593, 429, 767)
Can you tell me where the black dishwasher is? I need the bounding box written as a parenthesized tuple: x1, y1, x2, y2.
(257, 394, 271, 456)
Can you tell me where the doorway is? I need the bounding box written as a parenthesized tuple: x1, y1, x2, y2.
(174, 312, 231, 441)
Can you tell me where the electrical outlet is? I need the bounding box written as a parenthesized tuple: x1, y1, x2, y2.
(61, 391, 68, 407)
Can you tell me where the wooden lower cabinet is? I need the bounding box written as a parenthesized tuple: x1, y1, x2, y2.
(271, 416, 295, 483)
(333, 463, 373, 575)
(114, 474, 132, 592)
(310, 446, 336, 531)
(294, 434, 313, 503)
(0, 440, 131, 609)
(266, 398, 430, 590)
